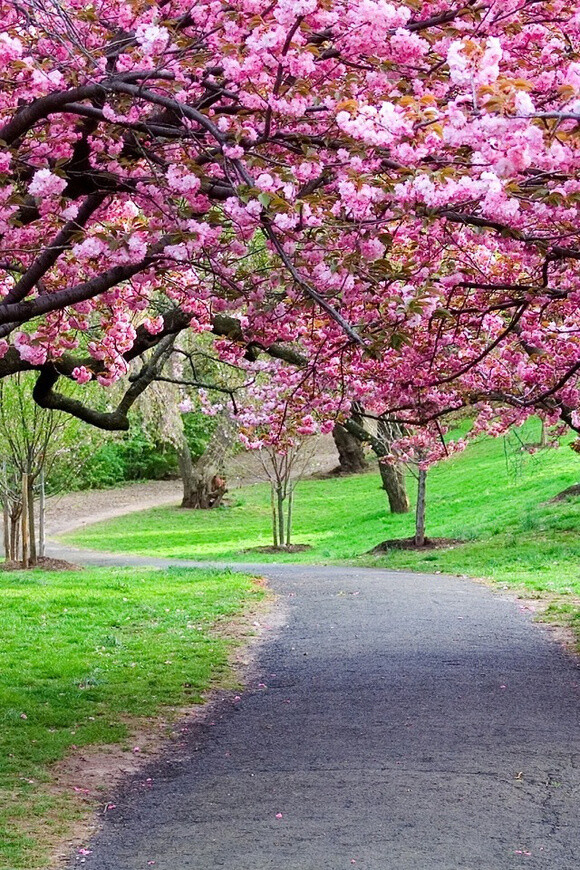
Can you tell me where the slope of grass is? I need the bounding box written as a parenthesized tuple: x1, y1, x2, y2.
(0, 565, 262, 870)
(65, 421, 580, 591)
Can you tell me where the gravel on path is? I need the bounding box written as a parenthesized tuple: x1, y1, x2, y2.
(53, 540, 580, 870)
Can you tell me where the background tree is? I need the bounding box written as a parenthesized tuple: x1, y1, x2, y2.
(257, 441, 316, 549)
(133, 332, 244, 508)
(0, 374, 86, 563)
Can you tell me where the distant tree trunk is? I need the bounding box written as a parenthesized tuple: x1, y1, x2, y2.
(270, 487, 278, 547)
(269, 482, 295, 548)
(343, 415, 410, 514)
(378, 461, 411, 514)
(178, 416, 232, 509)
(21, 473, 29, 568)
(38, 470, 45, 558)
(3, 500, 9, 560)
(415, 469, 427, 547)
(10, 506, 20, 562)
(286, 486, 293, 546)
(332, 423, 367, 474)
(377, 417, 411, 514)
(28, 475, 36, 565)
(277, 485, 285, 545)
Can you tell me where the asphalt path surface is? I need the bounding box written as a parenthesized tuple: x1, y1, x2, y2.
(52, 542, 580, 870)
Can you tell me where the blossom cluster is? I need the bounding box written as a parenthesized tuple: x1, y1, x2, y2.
(1, 0, 580, 461)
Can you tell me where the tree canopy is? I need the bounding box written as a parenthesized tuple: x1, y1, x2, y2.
(2, 0, 580, 456)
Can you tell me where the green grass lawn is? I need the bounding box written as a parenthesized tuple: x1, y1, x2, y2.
(0, 565, 262, 870)
(64, 420, 580, 613)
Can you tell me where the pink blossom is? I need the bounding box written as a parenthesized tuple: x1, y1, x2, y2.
(178, 397, 193, 413)
(28, 169, 67, 198)
(72, 367, 92, 384)
(143, 316, 164, 335)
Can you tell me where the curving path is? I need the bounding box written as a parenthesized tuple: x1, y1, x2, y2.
(50, 532, 580, 870)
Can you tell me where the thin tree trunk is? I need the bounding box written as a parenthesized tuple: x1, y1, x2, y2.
(10, 511, 19, 562)
(277, 487, 285, 547)
(3, 499, 9, 560)
(28, 476, 36, 565)
(415, 469, 427, 547)
(38, 470, 45, 558)
(21, 473, 29, 568)
(270, 485, 278, 548)
(286, 486, 293, 546)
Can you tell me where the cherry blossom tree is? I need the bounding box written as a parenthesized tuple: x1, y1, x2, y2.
(1, 0, 580, 455)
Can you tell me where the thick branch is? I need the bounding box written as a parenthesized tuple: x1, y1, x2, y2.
(343, 418, 388, 458)
(1, 84, 105, 144)
(3, 193, 106, 305)
(0, 247, 165, 330)
(32, 336, 176, 430)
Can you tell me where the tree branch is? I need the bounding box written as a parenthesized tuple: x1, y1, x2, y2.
(32, 335, 176, 430)
(0, 245, 166, 330)
(3, 193, 106, 305)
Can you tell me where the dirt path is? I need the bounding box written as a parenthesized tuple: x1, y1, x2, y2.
(46, 434, 341, 536)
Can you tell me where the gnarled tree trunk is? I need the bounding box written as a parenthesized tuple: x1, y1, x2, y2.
(332, 422, 367, 474)
(178, 416, 232, 509)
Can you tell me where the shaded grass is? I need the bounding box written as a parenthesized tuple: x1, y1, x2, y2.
(0, 566, 262, 869)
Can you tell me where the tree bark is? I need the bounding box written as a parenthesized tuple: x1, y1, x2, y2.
(378, 461, 411, 514)
(277, 486, 285, 546)
(10, 508, 20, 562)
(38, 470, 45, 558)
(286, 485, 293, 546)
(28, 476, 36, 565)
(376, 417, 411, 514)
(21, 473, 29, 568)
(415, 469, 427, 547)
(178, 416, 232, 509)
(3, 499, 9, 559)
(342, 414, 410, 513)
(270, 486, 278, 547)
(332, 422, 367, 474)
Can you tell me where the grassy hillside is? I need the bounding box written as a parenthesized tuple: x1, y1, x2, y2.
(65, 420, 580, 605)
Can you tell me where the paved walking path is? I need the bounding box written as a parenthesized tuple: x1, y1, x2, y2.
(53, 539, 580, 870)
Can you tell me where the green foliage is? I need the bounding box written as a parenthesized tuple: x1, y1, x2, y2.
(183, 410, 216, 460)
(0, 565, 261, 869)
(50, 410, 216, 492)
(49, 441, 128, 492)
(116, 430, 177, 481)
(51, 431, 175, 492)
